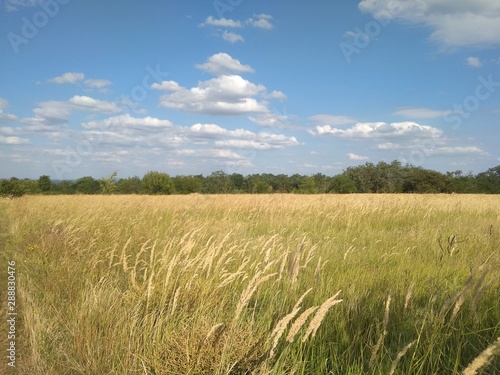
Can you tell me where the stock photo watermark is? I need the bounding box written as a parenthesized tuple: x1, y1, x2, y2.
(51, 65, 168, 179)
(213, 0, 244, 19)
(6, 260, 17, 368)
(339, 1, 405, 63)
(443, 74, 500, 130)
(7, 0, 71, 54)
(399, 74, 499, 166)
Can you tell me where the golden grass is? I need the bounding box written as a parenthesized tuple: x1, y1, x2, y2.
(1, 194, 499, 374)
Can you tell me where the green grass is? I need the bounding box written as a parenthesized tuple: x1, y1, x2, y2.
(1, 194, 499, 374)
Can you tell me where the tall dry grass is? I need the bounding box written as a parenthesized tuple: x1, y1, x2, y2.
(0, 194, 499, 374)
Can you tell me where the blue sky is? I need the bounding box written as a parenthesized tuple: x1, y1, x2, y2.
(1, 0, 499, 180)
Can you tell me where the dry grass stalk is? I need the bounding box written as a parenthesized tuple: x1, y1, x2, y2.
(370, 294, 391, 367)
(203, 323, 225, 345)
(462, 337, 500, 375)
(383, 294, 391, 330)
(288, 243, 303, 285)
(470, 266, 490, 316)
(286, 306, 318, 343)
(293, 288, 313, 311)
(302, 290, 342, 342)
(388, 340, 415, 375)
(270, 307, 301, 357)
(234, 272, 277, 322)
(120, 236, 133, 272)
(404, 283, 415, 311)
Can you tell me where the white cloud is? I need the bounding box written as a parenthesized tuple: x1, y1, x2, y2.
(246, 14, 273, 29)
(175, 148, 245, 160)
(151, 81, 181, 91)
(265, 90, 287, 100)
(5, 0, 39, 11)
(358, 0, 500, 48)
(0, 98, 18, 123)
(309, 114, 357, 126)
(222, 31, 244, 43)
(315, 121, 443, 139)
(347, 153, 369, 160)
(84, 79, 112, 88)
(156, 75, 269, 115)
(21, 96, 121, 133)
(376, 142, 487, 157)
(48, 72, 85, 84)
(249, 113, 289, 128)
(68, 96, 121, 114)
(201, 16, 242, 28)
(431, 146, 487, 156)
(196, 53, 254, 76)
(82, 114, 173, 131)
(189, 123, 299, 150)
(466, 57, 482, 68)
(394, 107, 454, 119)
(0, 135, 30, 145)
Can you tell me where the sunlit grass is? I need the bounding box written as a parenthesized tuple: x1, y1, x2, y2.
(1, 194, 499, 374)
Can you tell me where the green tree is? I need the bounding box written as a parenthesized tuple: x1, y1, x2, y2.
(75, 176, 100, 194)
(99, 172, 118, 194)
(329, 174, 357, 193)
(476, 166, 500, 193)
(142, 171, 174, 195)
(0, 178, 25, 197)
(116, 177, 142, 194)
(172, 175, 203, 194)
(38, 175, 52, 193)
(53, 180, 76, 195)
(299, 176, 318, 194)
(203, 171, 230, 194)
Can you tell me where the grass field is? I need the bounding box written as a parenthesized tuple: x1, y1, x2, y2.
(1, 194, 499, 374)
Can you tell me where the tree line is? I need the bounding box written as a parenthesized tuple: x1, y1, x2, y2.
(1, 161, 499, 197)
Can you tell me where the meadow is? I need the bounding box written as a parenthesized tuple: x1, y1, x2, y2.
(1, 194, 499, 374)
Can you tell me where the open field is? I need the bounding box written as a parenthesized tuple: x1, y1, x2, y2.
(1, 194, 499, 374)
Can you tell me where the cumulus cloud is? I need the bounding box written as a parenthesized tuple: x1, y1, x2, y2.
(200, 16, 242, 28)
(222, 31, 244, 43)
(84, 79, 112, 88)
(195, 53, 254, 76)
(189, 123, 299, 150)
(315, 121, 443, 139)
(47, 73, 112, 89)
(466, 57, 482, 68)
(0, 135, 30, 145)
(246, 14, 273, 29)
(154, 75, 270, 115)
(347, 153, 369, 160)
(68, 96, 121, 113)
(82, 114, 173, 131)
(0, 98, 18, 123)
(249, 113, 289, 128)
(21, 96, 121, 133)
(358, 0, 500, 48)
(201, 14, 274, 42)
(48, 72, 85, 84)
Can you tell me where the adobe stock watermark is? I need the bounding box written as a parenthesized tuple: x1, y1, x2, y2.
(443, 74, 500, 130)
(51, 64, 168, 179)
(6, 261, 17, 369)
(399, 74, 499, 166)
(119, 65, 169, 114)
(213, 0, 244, 19)
(340, 1, 403, 63)
(7, 0, 71, 54)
